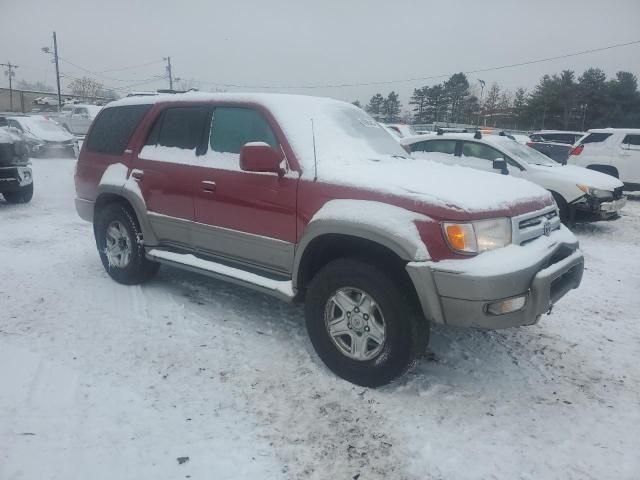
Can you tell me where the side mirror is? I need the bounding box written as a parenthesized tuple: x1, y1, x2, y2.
(493, 158, 509, 175)
(239, 142, 284, 175)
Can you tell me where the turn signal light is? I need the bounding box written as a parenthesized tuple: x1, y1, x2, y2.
(444, 223, 476, 253)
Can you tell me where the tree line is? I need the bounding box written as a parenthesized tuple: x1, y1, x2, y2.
(357, 68, 640, 131)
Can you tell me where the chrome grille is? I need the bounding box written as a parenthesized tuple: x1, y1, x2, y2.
(512, 206, 562, 245)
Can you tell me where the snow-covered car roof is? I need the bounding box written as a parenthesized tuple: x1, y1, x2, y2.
(533, 130, 585, 135)
(9, 115, 74, 142)
(586, 128, 640, 134)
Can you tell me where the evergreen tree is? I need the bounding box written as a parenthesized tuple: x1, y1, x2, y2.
(443, 73, 470, 123)
(512, 88, 528, 128)
(365, 93, 385, 120)
(409, 87, 429, 123)
(352, 100, 362, 108)
(381, 91, 402, 123)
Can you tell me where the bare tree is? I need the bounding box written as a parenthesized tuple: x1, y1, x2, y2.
(67, 76, 104, 102)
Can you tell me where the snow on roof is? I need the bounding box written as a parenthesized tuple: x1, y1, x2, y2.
(534, 130, 585, 135)
(587, 128, 640, 134)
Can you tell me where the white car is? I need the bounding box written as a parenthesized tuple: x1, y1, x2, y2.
(57, 104, 103, 136)
(401, 132, 626, 223)
(567, 128, 640, 190)
(7, 115, 78, 157)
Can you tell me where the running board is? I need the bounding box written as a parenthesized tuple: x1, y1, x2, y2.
(146, 249, 295, 302)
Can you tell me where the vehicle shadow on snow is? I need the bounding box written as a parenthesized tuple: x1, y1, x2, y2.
(150, 265, 582, 397)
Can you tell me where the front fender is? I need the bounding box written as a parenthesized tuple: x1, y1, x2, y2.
(292, 199, 431, 289)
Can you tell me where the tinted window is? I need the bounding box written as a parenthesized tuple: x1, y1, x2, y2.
(156, 106, 209, 150)
(541, 133, 575, 144)
(412, 139, 457, 154)
(461, 142, 503, 161)
(622, 134, 640, 146)
(210, 107, 277, 154)
(581, 133, 612, 144)
(86, 105, 151, 155)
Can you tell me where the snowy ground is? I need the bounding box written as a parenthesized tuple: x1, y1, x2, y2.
(1, 158, 639, 480)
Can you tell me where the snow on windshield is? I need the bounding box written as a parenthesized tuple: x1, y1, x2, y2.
(312, 104, 409, 166)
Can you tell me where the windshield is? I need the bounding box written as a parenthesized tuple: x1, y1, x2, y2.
(497, 137, 557, 166)
(313, 103, 409, 165)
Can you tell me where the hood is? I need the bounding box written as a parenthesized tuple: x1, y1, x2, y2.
(318, 157, 553, 215)
(529, 164, 623, 191)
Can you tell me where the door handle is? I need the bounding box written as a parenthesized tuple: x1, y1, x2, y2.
(201, 180, 216, 193)
(130, 169, 144, 180)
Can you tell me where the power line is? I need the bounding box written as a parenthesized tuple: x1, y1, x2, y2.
(97, 59, 164, 74)
(58, 56, 163, 83)
(197, 39, 640, 90)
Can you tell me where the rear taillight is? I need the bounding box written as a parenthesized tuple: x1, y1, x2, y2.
(569, 145, 584, 156)
(526, 141, 535, 147)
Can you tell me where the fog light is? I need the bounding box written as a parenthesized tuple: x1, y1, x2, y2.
(486, 295, 527, 315)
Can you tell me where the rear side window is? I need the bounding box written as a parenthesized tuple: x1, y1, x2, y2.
(154, 106, 209, 150)
(210, 107, 278, 154)
(622, 134, 640, 147)
(411, 140, 456, 154)
(581, 133, 612, 144)
(541, 133, 575, 144)
(86, 105, 151, 155)
(461, 142, 503, 161)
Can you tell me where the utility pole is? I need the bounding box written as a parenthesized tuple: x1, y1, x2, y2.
(164, 57, 173, 90)
(42, 31, 62, 110)
(1, 61, 18, 111)
(581, 103, 588, 131)
(53, 32, 62, 110)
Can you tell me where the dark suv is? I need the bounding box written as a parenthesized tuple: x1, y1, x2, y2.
(0, 119, 33, 203)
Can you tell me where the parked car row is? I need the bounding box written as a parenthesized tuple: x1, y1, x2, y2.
(401, 131, 626, 223)
(74, 92, 586, 387)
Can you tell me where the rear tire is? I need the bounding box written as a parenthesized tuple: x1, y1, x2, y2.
(304, 258, 428, 387)
(3, 182, 34, 204)
(95, 203, 159, 285)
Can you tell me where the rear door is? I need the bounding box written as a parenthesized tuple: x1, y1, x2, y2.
(190, 105, 297, 274)
(618, 134, 640, 184)
(132, 105, 209, 247)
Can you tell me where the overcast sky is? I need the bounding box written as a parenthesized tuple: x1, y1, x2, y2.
(2, 0, 639, 107)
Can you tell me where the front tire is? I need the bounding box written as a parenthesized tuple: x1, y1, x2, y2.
(3, 182, 34, 204)
(551, 191, 570, 224)
(95, 203, 159, 285)
(305, 258, 428, 387)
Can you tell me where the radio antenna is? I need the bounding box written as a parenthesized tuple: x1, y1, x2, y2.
(311, 118, 318, 182)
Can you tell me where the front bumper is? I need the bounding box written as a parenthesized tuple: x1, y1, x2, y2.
(406, 228, 584, 329)
(0, 165, 33, 192)
(574, 194, 627, 218)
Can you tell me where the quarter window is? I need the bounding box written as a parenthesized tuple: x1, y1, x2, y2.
(581, 133, 612, 144)
(86, 105, 152, 155)
(461, 142, 503, 161)
(210, 107, 278, 154)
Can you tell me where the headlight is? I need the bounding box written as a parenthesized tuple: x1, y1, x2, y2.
(577, 184, 613, 200)
(443, 218, 512, 254)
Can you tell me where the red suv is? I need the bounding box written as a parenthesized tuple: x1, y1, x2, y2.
(74, 93, 584, 386)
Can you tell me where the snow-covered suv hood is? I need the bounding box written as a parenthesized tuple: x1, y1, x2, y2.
(528, 164, 623, 191)
(319, 157, 552, 214)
